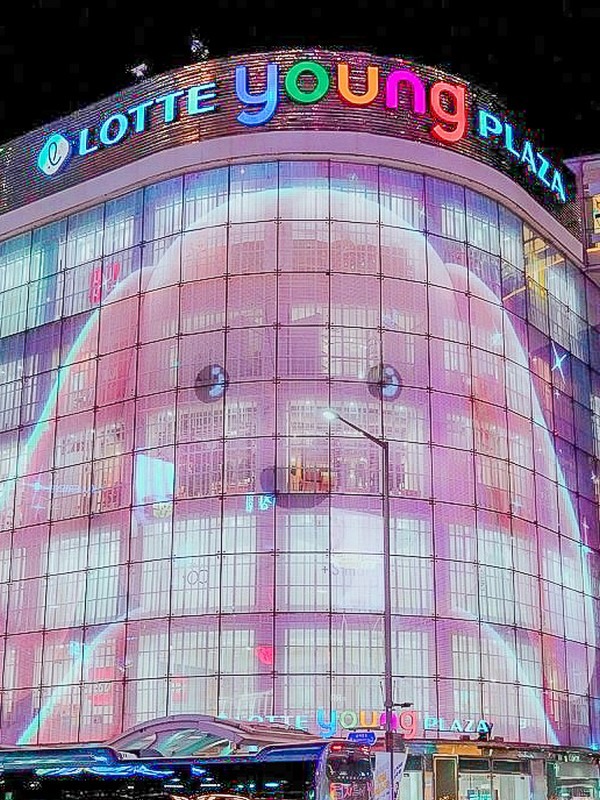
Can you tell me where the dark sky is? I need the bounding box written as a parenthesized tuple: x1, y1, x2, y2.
(0, 1, 598, 161)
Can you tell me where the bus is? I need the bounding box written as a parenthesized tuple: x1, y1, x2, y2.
(0, 738, 374, 800)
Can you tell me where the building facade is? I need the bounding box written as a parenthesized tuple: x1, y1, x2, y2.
(0, 49, 598, 800)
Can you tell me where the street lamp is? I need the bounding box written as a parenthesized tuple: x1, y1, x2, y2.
(323, 408, 398, 800)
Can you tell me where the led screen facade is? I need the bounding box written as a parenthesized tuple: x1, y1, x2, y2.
(0, 158, 599, 751)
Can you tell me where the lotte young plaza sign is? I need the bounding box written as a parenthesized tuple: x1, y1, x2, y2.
(35, 52, 568, 204)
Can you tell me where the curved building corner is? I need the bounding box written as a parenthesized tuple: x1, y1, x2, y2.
(0, 48, 598, 800)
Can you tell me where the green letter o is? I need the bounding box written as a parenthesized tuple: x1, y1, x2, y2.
(284, 60, 330, 104)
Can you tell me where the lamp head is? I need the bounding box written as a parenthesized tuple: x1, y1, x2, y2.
(323, 409, 339, 422)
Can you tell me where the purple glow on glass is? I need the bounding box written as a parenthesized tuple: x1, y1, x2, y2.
(0, 162, 596, 752)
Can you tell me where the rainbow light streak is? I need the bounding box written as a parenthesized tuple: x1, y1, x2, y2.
(0, 262, 143, 516)
(0, 308, 100, 515)
(465, 264, 596, 741)
(479, 620, 559, 746)
(17, 612, 131, 745)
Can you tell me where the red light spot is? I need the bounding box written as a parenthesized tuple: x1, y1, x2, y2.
(255, 645, 274, 666)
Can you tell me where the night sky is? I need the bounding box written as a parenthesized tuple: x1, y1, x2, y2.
(0, 1, 598, 162)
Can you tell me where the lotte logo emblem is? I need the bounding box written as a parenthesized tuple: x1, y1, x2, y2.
(37, 132, 71, 176)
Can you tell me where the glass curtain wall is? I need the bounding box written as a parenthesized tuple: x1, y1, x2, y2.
(0, 160, 598, 748)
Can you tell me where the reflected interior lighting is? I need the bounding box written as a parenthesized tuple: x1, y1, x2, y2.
(134, 452, 175, 506)
(323, 409, 338, 421)
(0, 748, 115, 770)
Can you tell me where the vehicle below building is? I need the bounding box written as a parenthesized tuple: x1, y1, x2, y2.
(0, 718, 374, 800)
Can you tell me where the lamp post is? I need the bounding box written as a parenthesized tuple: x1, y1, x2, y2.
(323, 409, 397, 800)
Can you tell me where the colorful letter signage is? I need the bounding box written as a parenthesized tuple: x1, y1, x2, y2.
(34, 53, 568, 204)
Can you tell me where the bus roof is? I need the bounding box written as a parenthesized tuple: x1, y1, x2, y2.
(0, 739, 366, 774)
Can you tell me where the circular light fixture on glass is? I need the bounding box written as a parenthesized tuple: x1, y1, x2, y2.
(195, 364, 228, 402)
(367, 363, 402, 401)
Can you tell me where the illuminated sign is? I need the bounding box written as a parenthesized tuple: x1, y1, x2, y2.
(245, 492, 277, 512)
(348, 731, 377, 745)
(218, 709, 493, 740)
(315, 709, 492, 739)
(33, 54, 567, 204)
(467, 791, 491, 800)
(234, 59, 465, 143)
(37, 132, 71, 175)
(39, 83, 217, 175)
(477, 110, 566, 202)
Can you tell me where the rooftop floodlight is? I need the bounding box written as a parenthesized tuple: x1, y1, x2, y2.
(190, 35, 210, 61)
(129, 62, 149, 80)
(323, 409, 339, 422)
